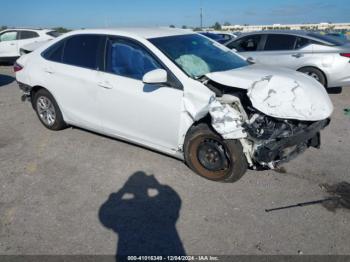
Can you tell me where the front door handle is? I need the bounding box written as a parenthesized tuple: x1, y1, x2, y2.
(292, 53, 303, 58)
(98, 82, 113, 89)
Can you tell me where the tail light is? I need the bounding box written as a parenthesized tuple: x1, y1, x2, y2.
(13, 62, 23, 72)
(340, 53, 350, 58)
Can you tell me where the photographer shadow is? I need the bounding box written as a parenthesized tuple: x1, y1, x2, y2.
(0, 74, 14, 87)
(99, 171, 186, 257)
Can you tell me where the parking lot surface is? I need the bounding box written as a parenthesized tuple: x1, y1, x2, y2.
(0, 65, 350, 255)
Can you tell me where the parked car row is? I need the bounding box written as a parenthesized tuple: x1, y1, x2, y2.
(15, 28, 333, 183)
(4, 28, 350, 90)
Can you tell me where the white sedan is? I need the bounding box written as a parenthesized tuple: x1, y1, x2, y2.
(15, 28, 333, 182)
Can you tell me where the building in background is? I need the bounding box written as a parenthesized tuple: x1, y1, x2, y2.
(221, 22, 350, 32)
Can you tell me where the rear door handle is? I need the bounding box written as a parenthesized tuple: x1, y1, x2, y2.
(292, 53, 303, 58)
(98, 82, 113, 89)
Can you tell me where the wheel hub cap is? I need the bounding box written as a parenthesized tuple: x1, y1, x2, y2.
(37, 96, 56, 126)
(197, 139, 229, 171)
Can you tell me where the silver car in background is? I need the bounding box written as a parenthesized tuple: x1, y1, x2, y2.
(225, 30, 350, 88)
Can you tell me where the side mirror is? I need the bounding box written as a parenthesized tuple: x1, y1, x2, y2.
(247, 57, 256, 64)
(231, 48, 238, 52)
(142, 69, 168, 84)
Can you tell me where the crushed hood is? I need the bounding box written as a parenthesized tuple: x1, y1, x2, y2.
(206, 65, 333, 121)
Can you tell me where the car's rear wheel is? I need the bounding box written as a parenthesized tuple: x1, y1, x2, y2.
(298, 67, 326, 87)
(33, 89, 66, 130)
(184, 123, 248, 183)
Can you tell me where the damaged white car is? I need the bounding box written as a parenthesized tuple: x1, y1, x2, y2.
(15, 28, 333, 182)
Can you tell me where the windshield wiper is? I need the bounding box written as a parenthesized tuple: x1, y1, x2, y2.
(195, 74, 208, 82)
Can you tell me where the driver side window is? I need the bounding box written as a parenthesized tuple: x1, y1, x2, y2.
(105, 38, 161, 80)
(228, 35, 261, 52)
(0, 31, 18, 42)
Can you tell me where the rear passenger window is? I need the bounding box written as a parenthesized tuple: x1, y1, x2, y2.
(295, 37, 310, 49)
(19, 31, 39, 40)
(42, 40, 65, 62)
(62, 35, 104, 70)
(227, 35, 261, 52)
(264, 34, 297, 51)
(105, 38, 161, 80)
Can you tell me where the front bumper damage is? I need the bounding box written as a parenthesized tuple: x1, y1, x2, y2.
(253, 119, 330, 168)
(208, 96, 330, 170)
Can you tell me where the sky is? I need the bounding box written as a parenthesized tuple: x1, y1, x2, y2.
(1, 0, 349, 29)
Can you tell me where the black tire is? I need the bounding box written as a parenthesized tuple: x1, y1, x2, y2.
(298, 67, 326, 87)
(184, 123, 248, 183)
(33, 88, 66, 131)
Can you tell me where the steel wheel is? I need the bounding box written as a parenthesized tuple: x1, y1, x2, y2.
(36, 96, 56, 126)
(184, 123, 248, 183)
(197, 138, 230, 172)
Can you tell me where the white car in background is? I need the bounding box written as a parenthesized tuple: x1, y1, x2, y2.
(15, 28, 333, 182)
(225, 30, 350, 88)
(0, 28, 59, 63)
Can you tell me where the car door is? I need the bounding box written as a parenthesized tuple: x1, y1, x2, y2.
(40, 34, 104, 130)
(17, 30, 40, 50)
(97, 37, 183, 151)
(0, 31, 19, 58)
(253, 34, 313, 69)
(226, 34, 264, 62)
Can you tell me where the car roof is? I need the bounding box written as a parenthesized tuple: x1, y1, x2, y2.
(0, 28, 54, 33)
(210, 31, 235, 35)
(236, 30, 311, 37)
(231, 30, 335, 45)
(67, 27, 194, 39)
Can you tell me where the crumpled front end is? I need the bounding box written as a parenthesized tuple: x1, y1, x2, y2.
(208, 95, 247, 140)
(247, 74, 333, 121)
(206, 92, 330, 169)
(206, 64, 334, 121)
(182, 65, 333, 169)
(243, 113, 330, 168)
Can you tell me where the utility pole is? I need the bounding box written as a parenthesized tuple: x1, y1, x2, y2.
(200, 0, 203, 29)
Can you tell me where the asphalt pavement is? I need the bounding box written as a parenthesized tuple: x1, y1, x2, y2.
(0, 65, 350, 255)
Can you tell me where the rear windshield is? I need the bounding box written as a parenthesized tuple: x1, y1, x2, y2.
(307, 33, 345, 46)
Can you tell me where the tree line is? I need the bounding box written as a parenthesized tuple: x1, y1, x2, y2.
(170, 21, 226, 31)
(0, 26, 70, 33)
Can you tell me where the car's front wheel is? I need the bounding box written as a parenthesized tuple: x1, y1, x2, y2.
(33, 88, 66, 130)
(184, 123, 248, 183)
